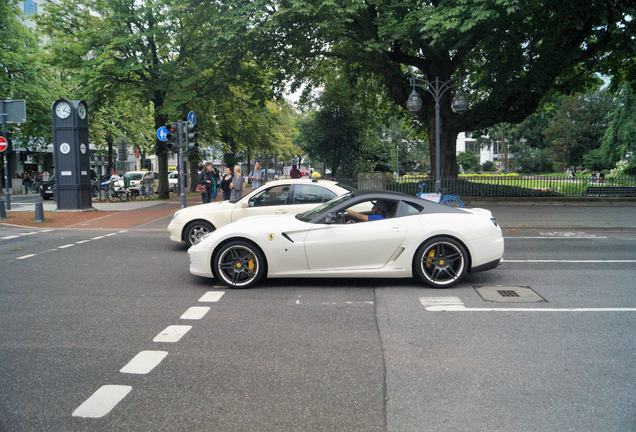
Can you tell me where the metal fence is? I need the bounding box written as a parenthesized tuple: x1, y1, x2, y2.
(329, 175, 636, 198)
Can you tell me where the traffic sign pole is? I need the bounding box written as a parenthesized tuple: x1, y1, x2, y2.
(177, 120, 186, 209)
(0, 102, 10, 210)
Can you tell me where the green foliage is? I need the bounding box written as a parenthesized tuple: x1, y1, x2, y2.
(481, 161, 496, 172)
(600, 85, 636, 166)
(457, 151, 480, 173)
(249, 0, 635, 177)
(0, 0, 64, 147)
(514, 147, 556, 173)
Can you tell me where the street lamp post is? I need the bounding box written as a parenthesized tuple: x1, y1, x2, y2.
(406, 76, 468, 193)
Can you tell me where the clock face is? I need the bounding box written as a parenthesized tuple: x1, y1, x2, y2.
(55, 101, 71, 119)
(77, 104, 87, 119)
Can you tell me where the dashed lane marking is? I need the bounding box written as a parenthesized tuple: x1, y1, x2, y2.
(91, 236, 105, 240)
(104, 233, 117, 237)
(16, 254, 37, 260)
(72, 385, 132, 418)
(1, 235, 20, 240)
(180, 306, 211, 320)
(198, 291, 225, 302)
(120, 351, 168, 374)
(75, 240, 91, 244)
(152, 325, 192, 343)
(58, 244, 75, 249)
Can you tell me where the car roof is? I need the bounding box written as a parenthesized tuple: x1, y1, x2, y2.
(264, 178, 342, 187)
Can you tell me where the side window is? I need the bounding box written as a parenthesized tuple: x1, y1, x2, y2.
(292, 184, 336, 204)
(250, 185, 290, 207)
(395, 201, 423, 218)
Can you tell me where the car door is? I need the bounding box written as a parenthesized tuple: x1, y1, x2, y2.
(304, 204, 406, 271)
(230, 184, 292, 221)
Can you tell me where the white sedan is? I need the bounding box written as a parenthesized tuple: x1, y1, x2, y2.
(188, 191, 504, 289)
(168, 179, 352, 247)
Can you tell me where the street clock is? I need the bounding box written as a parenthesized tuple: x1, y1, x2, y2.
(51, 99, 92, 210)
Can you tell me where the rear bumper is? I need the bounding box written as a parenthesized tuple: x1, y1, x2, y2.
(470, 258, 501, 273)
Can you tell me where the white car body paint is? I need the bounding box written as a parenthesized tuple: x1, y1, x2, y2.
(188, 198, 504, 281)
(167, 179, 350, 244)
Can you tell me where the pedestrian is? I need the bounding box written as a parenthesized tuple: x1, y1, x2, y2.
(290, 164, 301, 179)
(230, 165, 243, 201)
(142, 171, 154, 198)
(248, 160, 266, 190)
(219, 165, 233, 200)
(198, 162, 217, 204)
(21, 171, 32, 194)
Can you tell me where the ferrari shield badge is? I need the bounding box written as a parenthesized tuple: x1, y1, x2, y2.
(267, 233, 275, 241)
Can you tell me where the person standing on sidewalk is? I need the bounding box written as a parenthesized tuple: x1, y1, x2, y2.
(290, 164, 301, 179)
(21, 171, 32, 194)
(248, 160, 266, 190)
(198, 162, 216, 204)
(219, 165, 233, 201)
(230, 165, 243, 201)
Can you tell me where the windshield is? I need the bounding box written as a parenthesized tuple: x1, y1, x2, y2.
(125, 173, 143, 181)
(296, 193, 352, 222)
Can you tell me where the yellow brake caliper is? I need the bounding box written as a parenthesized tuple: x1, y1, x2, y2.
(425, 250, 436, 268)
(247, 256, 256, 272)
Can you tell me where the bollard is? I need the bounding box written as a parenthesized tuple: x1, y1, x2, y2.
(34, 200, 44, 223)
(3, 193, 10, 211)
(0, 199, 6, 219)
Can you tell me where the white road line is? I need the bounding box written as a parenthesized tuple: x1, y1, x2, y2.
(120, 351, 168, 374)
(2, 235, 20, 240)
(503, 259, 636, 263)
(72, 385, 132, 418)
(199, 291, 225, 302)
(104, 233, 117, 237)
(420, 297, 636, 312)
(426, 305, 636, 312)
(419, 296, 464, 307)
(91, 236, 105, 240)
(40, 229, 53, 233)
(75, 240, 91, 244)
(152, 325, 192, 343)
(16, 254, 37, 260)
(58, 244, 75, 249)
(180, 306, 211, 320)
(118, 230, 128, 233)
(504, 236, 607, 239)
(21, 232, 38, 236)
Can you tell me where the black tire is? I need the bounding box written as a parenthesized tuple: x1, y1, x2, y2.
(414, 236, 468, 288)
(184, 220, 215, 247)
(212, 240, 265, 289)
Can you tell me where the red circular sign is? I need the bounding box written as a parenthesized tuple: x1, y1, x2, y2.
(0, 136, 8, 153)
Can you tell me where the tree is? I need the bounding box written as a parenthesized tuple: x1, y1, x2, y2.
(600, 85, 636, 167)
(251, 0, 635, 178)
(1, 0, 63, 148)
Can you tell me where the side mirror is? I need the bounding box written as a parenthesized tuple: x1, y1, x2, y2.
(240, 201, 249, 208)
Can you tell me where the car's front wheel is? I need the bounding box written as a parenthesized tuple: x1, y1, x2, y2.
(414, 236, 468, 288)
(212, 240, 265, 289)
(184, 220, 214, 247)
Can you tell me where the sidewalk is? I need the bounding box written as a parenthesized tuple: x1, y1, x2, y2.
(2, 193, 636, 230)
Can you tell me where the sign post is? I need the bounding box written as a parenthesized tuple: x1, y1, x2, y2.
(0, 100, 27, 210)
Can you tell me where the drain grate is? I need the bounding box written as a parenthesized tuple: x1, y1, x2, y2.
(475, 286, 546, 303)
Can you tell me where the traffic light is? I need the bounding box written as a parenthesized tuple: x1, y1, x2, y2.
(186, 122, 198, 150)
(165, 123, 177, 151)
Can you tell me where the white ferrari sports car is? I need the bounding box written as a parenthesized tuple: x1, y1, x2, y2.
(168, 179, 351, 247)
(188, 190, 504, 289)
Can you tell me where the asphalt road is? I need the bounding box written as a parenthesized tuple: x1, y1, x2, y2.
(0, 224, 634, 431)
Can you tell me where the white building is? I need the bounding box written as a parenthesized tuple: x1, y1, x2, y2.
(455, 132, 500, 165)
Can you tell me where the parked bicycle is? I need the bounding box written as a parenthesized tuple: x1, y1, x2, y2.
(416, 181, 464, 208)
(106, 177, 131, 202)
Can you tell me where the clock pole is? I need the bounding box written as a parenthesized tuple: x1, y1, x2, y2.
(52, 99, 92, 210)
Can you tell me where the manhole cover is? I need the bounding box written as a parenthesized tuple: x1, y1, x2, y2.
(474, 286, 546, 303)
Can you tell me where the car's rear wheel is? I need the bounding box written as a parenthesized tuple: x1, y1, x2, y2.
(414, 236, 468, 288)
(212, 240, 264, 289)
(184, 220, 214, 247)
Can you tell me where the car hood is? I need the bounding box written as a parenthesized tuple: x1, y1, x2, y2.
(173, 200, 236, 218)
